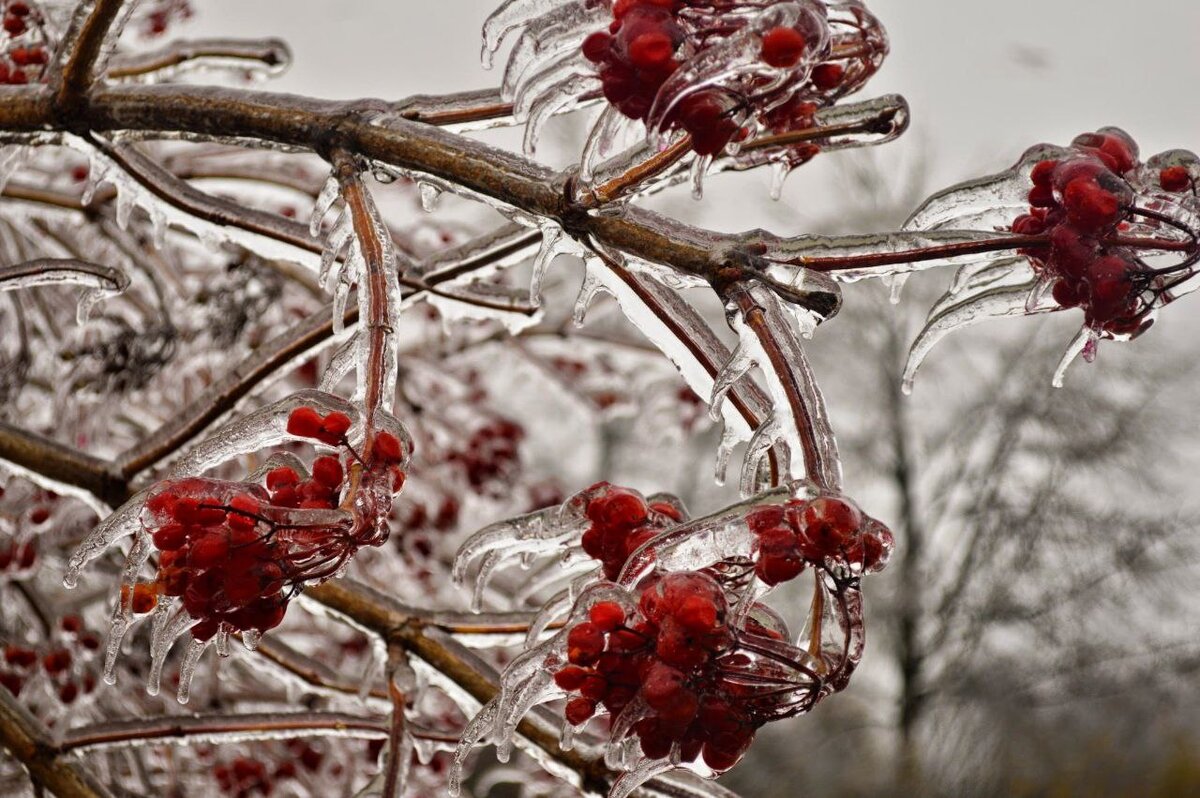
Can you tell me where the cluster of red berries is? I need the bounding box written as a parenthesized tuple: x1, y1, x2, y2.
(212, 740, 326, 797)
(746, 494, 892, 585)
(1011, 129, 1158, 334)
(553, 572, 763, 772)
(143, 480, 295, 642)
(444, 417, 523, 493)
(135, 406, 407, 643)
(579, 482, 686, 581)
(578, 0, 885, 156)
(0, 2, 48, 85)
(2, 616, 101, 704)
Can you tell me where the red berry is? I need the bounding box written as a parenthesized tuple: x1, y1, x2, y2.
(319, 411, 352, 443)
(1160, 165, 1191, 193)
(5, 645, 36, 668)
(811, 63, 845, 91)
(566, 622, 605, 666)
(311, 456, 344, 488)
(589, 601, 626, 632)
(153, 523, 188, 551)
(761, 26, 807, 68)
(582, 31, 611, 63)
(1062, 177, 1123, 231)
(564, 697, 597, 726)
(587, 487, 648, 529)
(553, 665, 590, 691)
(265, 466, 299, 491)
(286, 406, 324, 438)
(60, 615, 84, 634)
(42, 649, 72, 674)
(1030, 159, 1059, 187)
(794, 497, 862, 560)
(628, 31, 674, 70)
(373, 431, 404, 464)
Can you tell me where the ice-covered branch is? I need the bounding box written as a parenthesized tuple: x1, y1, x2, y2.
(0, 687, 114, 798)
(0, 83, 837, 316)
(58, 711, 391, 752)
(107, 37, 292, 81)
(50, 0, 130, 117)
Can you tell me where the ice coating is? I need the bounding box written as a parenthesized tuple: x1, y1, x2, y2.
(0, 257, 130, 324)
(168, 390, 360, 477)
(900, 127, 1199, 389)
(902, 281, 1046, 395)
(107, 37, 294, 84)
(727, 282, 842, 491)
(488, 0, 894, 186)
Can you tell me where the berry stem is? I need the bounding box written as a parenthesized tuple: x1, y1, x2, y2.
(579, 134, 694, 208)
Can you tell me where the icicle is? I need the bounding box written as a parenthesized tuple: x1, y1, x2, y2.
(1052, 326, 1098, 388)
(310, 175, 340, 236)
(64, 491, 147, 588)
(709, 344, 756, 423)
(572, 261, 609, 326)
(331, 269, 353, 336)
(0, 146, 28, 193)
(449, 698, 499, 796)
(714, 421, 741, 487)
(148, 204, 168, 250)
(320, 336, 358, 394)
(115, 183, 136, 229)
(609, 758, 678, 798)
(148, 610, 195, 697)
(418, 181, 442, 213)
(690, 155, 713, 200)
(176, 638, 208, 704)
(739, 417, 783, 497)
(884, 272, 910, 304)
(529, 221, 571, 305)
(319, 210, 352, 291)
(521, 71, 597, 155)
(579, 105, 627, 183)
(480, 0, 565, 69)
(902, 281, 1044, 395)
(769, 160, 791, 201)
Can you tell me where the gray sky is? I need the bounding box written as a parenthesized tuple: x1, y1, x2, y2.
(188, 0, 1200, 233)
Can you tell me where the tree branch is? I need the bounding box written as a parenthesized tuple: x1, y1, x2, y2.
(0, 688, 114, 798)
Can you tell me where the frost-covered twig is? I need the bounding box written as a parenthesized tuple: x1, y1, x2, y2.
(58, 711, 391, 752)
(107, 36, 291, 81)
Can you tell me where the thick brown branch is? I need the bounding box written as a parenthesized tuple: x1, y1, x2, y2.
(0, 84, 837, 316)
(0, 421, 126, 507)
